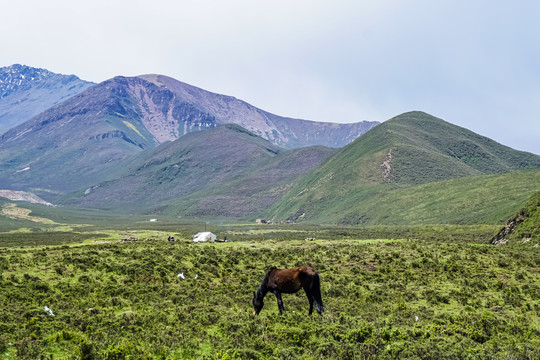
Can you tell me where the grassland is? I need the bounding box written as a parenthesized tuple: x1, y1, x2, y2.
(0, 223, 539, 359)
(265, 169, 540, 226)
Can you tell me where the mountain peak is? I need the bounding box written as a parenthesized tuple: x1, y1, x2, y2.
(137, 74, 182, 87)
(137, 74, 240, 106)
(136, 73, 379, 148)
(1, 64, 53, 97)
(362, 111, 540, 182)
(0, 64, 87, 98)
(0, 64, 94, 134)
(385, 111, 447, 127)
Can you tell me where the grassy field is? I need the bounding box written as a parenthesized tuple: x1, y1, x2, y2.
(0, 225, 539, 359)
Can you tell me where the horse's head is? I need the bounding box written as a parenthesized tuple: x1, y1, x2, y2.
(252, 291, 263, 315)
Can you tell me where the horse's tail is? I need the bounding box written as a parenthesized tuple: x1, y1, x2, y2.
(312, 272, 324, 314)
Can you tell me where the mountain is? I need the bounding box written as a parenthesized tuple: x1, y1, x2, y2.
(64, 124, 335, 216)
(137, 74, 379, 148)
(173, 145, 335, 218)
(491, 190, 540, 244)
(0, 73, 375, 197)
(4, 64, 538, 226)
(265, 111, 540, 224)
(0, 77, 158, 195)
(0, 64, 94, 134)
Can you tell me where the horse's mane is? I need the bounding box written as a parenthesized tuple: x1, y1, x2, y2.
(256, 266, 276, 298)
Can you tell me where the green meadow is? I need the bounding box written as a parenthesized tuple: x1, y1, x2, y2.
(0, 222, 539, 359)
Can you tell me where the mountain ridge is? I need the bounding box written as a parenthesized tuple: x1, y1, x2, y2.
(137, 74, 379, 148)
(264, 111, 540, 224)
(0, 70, 377, 197)
(0, 64, 94, 134)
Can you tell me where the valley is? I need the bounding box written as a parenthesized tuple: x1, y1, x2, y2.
(1, 66, 538, 229)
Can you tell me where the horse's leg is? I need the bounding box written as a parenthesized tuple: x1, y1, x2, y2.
(304, 288, 314, 315)
(274, 292, 285, 314)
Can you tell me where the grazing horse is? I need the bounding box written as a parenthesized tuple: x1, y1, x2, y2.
(252, 266, 324, 315)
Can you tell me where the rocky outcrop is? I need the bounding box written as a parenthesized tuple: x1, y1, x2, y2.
(491, 218, 521, 245)
(491, 191, 540, 244)
(88, 130, 146, 149)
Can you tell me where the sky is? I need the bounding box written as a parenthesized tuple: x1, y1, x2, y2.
(1, 0, 539, 154)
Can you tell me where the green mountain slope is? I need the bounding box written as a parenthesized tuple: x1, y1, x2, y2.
(64, 125, 334, 215)
(265, 111, 540, 224)
(164, 145, 336, 217)
(328, 111, 540, 185)
(335, 170, 540, 226)
(379, 112, 540, 181)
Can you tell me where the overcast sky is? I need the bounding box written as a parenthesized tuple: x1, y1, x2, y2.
(2, 0, 539, 154)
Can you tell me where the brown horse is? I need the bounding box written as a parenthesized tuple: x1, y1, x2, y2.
(252, 266, 324, 315)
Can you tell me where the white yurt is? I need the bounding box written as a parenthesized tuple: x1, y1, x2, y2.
(193, 232, 216, 242)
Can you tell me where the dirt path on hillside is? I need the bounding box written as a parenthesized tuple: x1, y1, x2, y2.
(381, 149, 393, 182)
